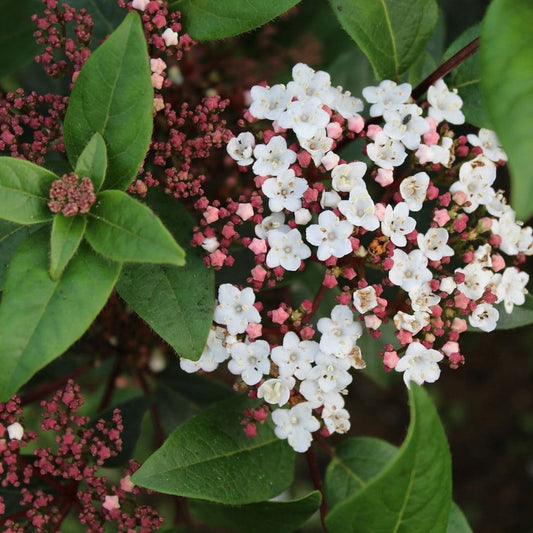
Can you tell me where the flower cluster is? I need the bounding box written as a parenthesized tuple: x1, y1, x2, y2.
(0, 381, 163, 532)
(48, 172, 96, 216)
(183, 62, 532, 453)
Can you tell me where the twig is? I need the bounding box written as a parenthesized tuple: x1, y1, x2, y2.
(306, 444, 330, 533)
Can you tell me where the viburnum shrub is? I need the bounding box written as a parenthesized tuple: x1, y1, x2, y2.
(0, 0, 532, 531)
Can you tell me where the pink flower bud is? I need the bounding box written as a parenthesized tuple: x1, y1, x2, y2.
(366, 124, 382, 140)
(321, 150, 340, 170)
(327, 122, 343, 139)
(383, 350, 399, 369)
(347, 115, 365, 133)
(272, 307, 289, 325)
(433, 208, 451, 227)
(375, 168, 394, 187)
(236, 202, 254, 221)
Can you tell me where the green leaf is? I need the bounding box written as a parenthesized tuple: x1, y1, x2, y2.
(326, 437, 471, 532)
(85, 190, 185, 266)
(0, 230, 121, 400)
(0, 0, 42, 77)
(325, 437, 398, 509)
(325, 384, 452, 533)
(447, 503, 473, 533)
(172, 0, 300, 40)
(442, 24, 491, 128)
(131, 395, 295, 504)
(0, 157, 57, 224)
(467, 293, 533, 331)
(49, 215, 86, 280)
(0, 221, 33, 290)
(328, 0, 439, 80)
(190, 491, 322, 533)
(480, 0, 533, 220)
(74, 132, 107, 192)
(116, 262, 213, 360)
(63, 12, 153, 191)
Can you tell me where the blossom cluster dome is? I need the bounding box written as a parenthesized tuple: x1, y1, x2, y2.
(186, 62, 533, 453)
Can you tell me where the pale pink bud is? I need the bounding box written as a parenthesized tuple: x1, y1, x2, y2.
(246, 323, 262, 340)
(251, 265, 267, 282)
(203, 205, 219, 223)
(236, 202, 254, 221)
(366, 124, 382, 140)
(321, 151, 340, 170)
(491, 253, 505, 272)
(151, 73, 164, 90)
(364, 314, 382, 330)
(383, 350, 399, 369)
(150, 58, 167, 74)
(120, 475, 135, 493)
(442, 341, 459, 356)
(452, 190, 468, 206)
(326, 122, 343, 139)
(294, 207, 312, 225)
(209, 249, 226, 267)
(201, 237, 219, 253)
(131, 0, 149, 10)
(374, 203, 386, 221)
(347, 115, 365, 133)
(478, 217, 492, 231)
(162, 28, 179, 47)
(272, 307, 289, 324)
(451, 317, 467, 333)
(7, 422, 23, 440)
(103, 495, 120, 511)
(433, 208, 451, 227)
(248, 238, 267, 255)
(375, 168, 394, 187)
(153, 96, 165, 113)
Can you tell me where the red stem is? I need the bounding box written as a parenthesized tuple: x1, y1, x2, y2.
(306, 444, 330, 533)
(412, 37, 480, 100)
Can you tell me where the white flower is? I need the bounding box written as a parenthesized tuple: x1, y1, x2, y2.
(383, 103, 429, 150)
(266, 228, 311, 271)
(317, 304, 362, 357)
(467, 128, 507, 162)
(491, 208, 524, 256)
(353, 286, 378, 314)
(367, 132, 407, 169)
(228, 340, 270, 385)
(362, 80, 412, 117)
(331, 162, 367, 193)
(329, 87, 364, 118)
(306, 210, 354, 261)
(455, 263, 493, 300)
(271, 332, 319, 379)
(7, 422, 24, 440)
(338, 186, 380, 231)
(252, 136, 297, 176)
(277, 97, 330, 140)
(399, 172, 430, 211)
(468, 303, 499, 332)
(427, 79, 465, 124)
(417, 228, 454, 261)
(388, 249, 432, 292)
(322, 400, 351, 434)
(214, 284, 261, 335)
(271, 402, 320, 453)
(408, 283, 441, 313)
(255, 212, 287, 239)
(249, 84, 291, 121)
(261, 168, 308, 212)
(395, 342, 443, 388)
(381, 202, 416, 247)
(472, 244, 492, 268)
(287, 63, 333, 105)
(393, 310, 430, 334)
(180, 328, 229, 373)
(493, 267, 529, 313)
(450, 155, 496, 213)
(257, 376, 295, 407)
(299, 129, 333, 166)
(300, 380, 345, 409)
(307, 352, 353, 392)
(226, 132, 255, 166)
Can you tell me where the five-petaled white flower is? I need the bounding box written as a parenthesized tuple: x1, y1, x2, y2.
(306, 210, 354, 261)
(395, 342, 443, 388)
